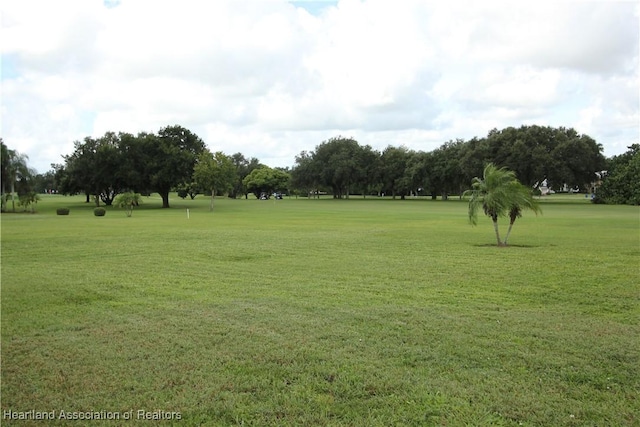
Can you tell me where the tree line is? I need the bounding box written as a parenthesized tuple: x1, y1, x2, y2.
(1, 124, 638, 211)
(48, 124, 288, 209)
(291, 125, 608, 200)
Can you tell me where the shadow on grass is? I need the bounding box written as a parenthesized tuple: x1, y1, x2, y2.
(472, 243, 541, 248)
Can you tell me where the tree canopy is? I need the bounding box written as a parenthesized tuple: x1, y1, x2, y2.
(15, 123, 628, 208)
(141, 125, 206, 208)
(243, 167, 290, 199)
(229, 153, 262, 199)
(594, 144, 640, 205)
(380, 146, 412, 199)
(59, 132, 131, 206)
(289, 125, 607, 200)
(54, 125, 206, 208)
(193, 151, 237, 210)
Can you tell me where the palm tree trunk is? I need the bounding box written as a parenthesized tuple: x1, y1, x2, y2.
(492, 218, 503, 246)
(10, 181, 16, 212)
(504, 218, 516, 246)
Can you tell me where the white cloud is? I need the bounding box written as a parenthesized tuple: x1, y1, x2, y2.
(1, 0, 638, 173)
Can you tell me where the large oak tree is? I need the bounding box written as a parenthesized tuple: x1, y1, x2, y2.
(138, 125, 206, 208)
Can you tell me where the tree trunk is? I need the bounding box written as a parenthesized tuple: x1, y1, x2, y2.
(504, 218, 516, 246)
(210, 189, 215, 211)
(10, 181, 16, 212)
(160, 191, 170, 208)
(492, 217, 503, 246)
(101, 192, 114, 206)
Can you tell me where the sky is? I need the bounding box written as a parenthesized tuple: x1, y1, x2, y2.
(1, 0, 638, 174)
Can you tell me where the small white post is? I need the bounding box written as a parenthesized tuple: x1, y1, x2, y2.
(186, 208, 190, 219)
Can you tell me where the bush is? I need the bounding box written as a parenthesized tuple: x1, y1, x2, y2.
(114, 192, 142, 217)
(56, 208, 70, 215)
(94, 207, 106, 216)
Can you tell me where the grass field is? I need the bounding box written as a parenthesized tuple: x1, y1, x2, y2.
(1, 194, 639, 426)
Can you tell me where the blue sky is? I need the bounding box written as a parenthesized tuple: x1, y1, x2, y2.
(1, 0, 638, 174)
(1, 54, 20, 79)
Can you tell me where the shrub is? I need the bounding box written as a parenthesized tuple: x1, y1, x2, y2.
(94, 207, 106, 217)
(19, 191, 40, 213)
(114, 192, 142, 217)
(56, 208, 70, 215)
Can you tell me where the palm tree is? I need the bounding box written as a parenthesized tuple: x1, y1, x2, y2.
(504, 185, 542, 245)
(464, 163, 541, 246)
(114, 191, 142, 217)
(3, 149, 31, 213)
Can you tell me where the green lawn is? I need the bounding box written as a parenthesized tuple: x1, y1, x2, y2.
(1, 194, 639, 426)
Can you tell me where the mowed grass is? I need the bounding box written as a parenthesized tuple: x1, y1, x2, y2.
(1, 194, 638, 426)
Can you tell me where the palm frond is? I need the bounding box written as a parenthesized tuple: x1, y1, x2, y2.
(463, 163, 542, 237)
